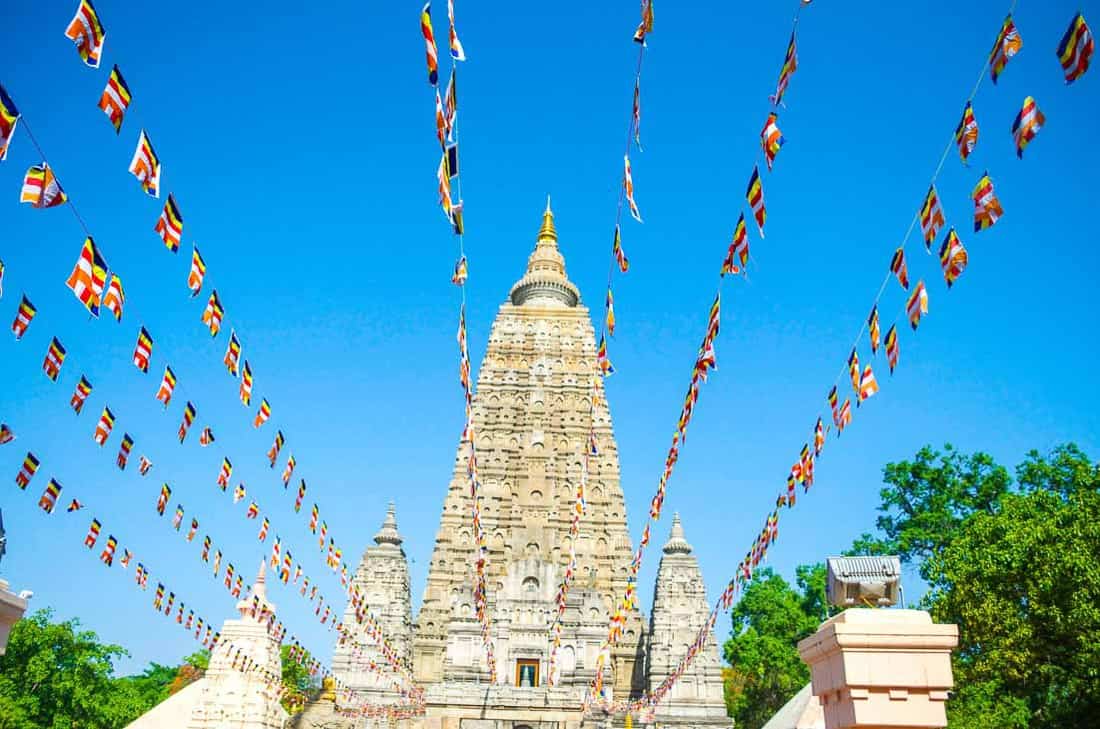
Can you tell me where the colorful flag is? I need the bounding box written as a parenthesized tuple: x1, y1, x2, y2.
(65, 237, 108, 317)
(252, 506, 264, 526)
(199, 426, 215, 447)
(1057, 12, 1094, 84)
(632, 78, 642, 149)
(771, 30, 798, 106)
(760, 112, 785, 171)
(100, 536, 118, 566)
(596, 335, 614, 377)
(240, 361, 253, 405)
(837, 398, 852, 433)
(20, 163, 68, 208)
(85, 519, 103, 548)
(64, 0, 106, 68)
(172, 506, 184, 530)
(187, 245, 206, 297)
(43, 338, 67, 382)
(906, 281, 929, 331)
(827, 385, 839, 425)
(223, 331, 241, 376)
(155, 365, 176, 406)
(309, 504, 319, 533)
(421, 2, 440, 85)
(919, 185, 945, 250)
(447, 0, 465, 60)
(847, 349, 860, 397)
(746, 166, 766, 237)
(612, 225, 630, 273)
(156, 484, 171, 515)
(434, 88, 447, 148)
(186, 518, 198, 542)
(443, 70, 458, 140)
(201, 290, 224, 336)
(98, 65, 131, 133)
(254, 399, 272, 428)
(437, 152, 453, 219)
(128, 130, 161, 197)
(623, 155, 642, 223)
(117, 433, 133, 469)
(725, 214, 749, 275)
(132, 327, 153, 373)
(216, 458, 232, 490)
(633, 0, 655, 45)
(103, 274, 124, 322)
(867, 306, 880, 354)
(39, 479, 62, 513)
(93, 406, 115, 445)
(858, 364, 879, 404)
(989, 14, 1022, 84)
(119, 549, 132, 568)
(178, 402, 196, 443)
(889, 247, 910, 290)
(605, 288, 616, 336)
(1011, 96, 1045, 158)
(450, 200, 464, 235)
(813, 418, 825, 456)
(295, 480, 306, 513)
(451, 256, 468, 285)
(282, 454, 296, 486)
(267, 431, 285, 467)
(0, 84, 19, 161)
(15, 452, 40, 489)
(938, 228, 968, 288)
(154, 194, 183, 252)
(69, 376, 93, 414)
(971, 172, 1003, 232)
(954, 102, 979, 164)
(0, 259, 4, 297)
(12, 295, 36, 340)
(233, 484, 245, 503)
(138, 455, 152, 475)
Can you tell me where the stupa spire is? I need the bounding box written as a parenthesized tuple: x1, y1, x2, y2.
(663, 512, 694, 555)
(509, 198, 580, 307)
(373, 501, 403, 547)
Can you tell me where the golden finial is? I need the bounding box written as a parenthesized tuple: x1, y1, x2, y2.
(538, 194, 557, 242)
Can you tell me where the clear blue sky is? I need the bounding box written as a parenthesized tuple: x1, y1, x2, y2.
(1, 1, 1097, 675)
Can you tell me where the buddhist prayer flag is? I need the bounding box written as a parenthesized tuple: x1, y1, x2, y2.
(0, 84, 19, 161)
(254, 399, 272, 428)
(68, 499, 84, 513)
(1011, 96, 1045, 158)
(867, 306, 881, 354)
(813, 418, 825, 456)
(906, 281, 929, 331)
(0, 425, 14, 446)
(172, 506, 184, 531)
(138, 455, 152, 475)
(827, 385, 839, 425)
(889, 247, 909, 290)
(43, 338, 67, 382)
(100, 536, 118, 566)
(612, 225, 629, 273)
(746, 166, 766, 237)
(39, 479, 62, 513)
(117, 434, 133, 469)
(20, 163, 68, 208)
(443, 70, 457, 140)
(12, 295, 36, 339)
(282, 454, 296, 486)
(293, 482, 305, 513)
(989, 15, 1022, 84)
(82, 519, 100, 547)
(224, 331, 241, 376)
(64, 0, 106, 68)
(725, 214, 749, 275)
(772, 30, 798, 106)
(623, 155, 642, 223)
(201, 290, 224, 336)
(93, 406, 115, 445)
(885, 325, 899, 373)
(858, 364, 879, 404)
(421, 2, 440, 85)
(155, 365, 176, 406)
(605, 288, 616, 336)
(309, 504, 319, 533)
(633, 0, 655, 44)
(103, 274, 124, 322)
(632, 78, 642, 149)
(919, 185, 946, 250)
(216, 458, 232, 489)
(156, 484, 171, 515)
(437, 153, 453, 219)
(954, 102, 979, 164)
(450, 200, 464, 235)
(760, 112, 785, 171)
(66, 237, 108, 317)
(178, 402, 196, 443)
(187, 246, 206, 297)
(971, 172, 1002, 232)
(128, 130, 161, 197)
(267, 431, 285, 467)
(199, 426, 215, 447)
(98, 65, 131, 133)
(187, 520, 199, 543)
(16, 452, 40, 489)
(233, 484, 245, 503)
(240, 361, 253, 405)
(837, 398, 852, 433)
(1057, 13, 1093, 84)
(451, 256, 468, 285)
(155, 194, 183, 252)
(847, 349, 860, 397)
(938, 228, 968, 288)
(132, 327, 153, 373)
(596, 335, 614, 377)
(447, 0, 465, 60)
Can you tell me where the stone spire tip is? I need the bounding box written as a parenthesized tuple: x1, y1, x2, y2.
(374, 501, 403, 547)
(663, 512, 693, 555)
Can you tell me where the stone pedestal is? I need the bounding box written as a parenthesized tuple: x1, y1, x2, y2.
(796, 609, 958, 729)
(0, 578, 29, 656)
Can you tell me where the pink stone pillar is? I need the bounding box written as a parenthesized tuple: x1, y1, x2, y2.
(796, 609, 958, 729)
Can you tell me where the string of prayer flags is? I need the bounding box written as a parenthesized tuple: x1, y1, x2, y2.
(188, 246, 206, 297)
(40, 479, 62, 513)
(867, 306, 881, 354)
(20, 163, 68, 208)
(15, 453, 39, 488)
(224, 331, 241, 376)
(623, 155, 642, 222)
(447, 0, 465, 61)
(906, 281, 929, 330)
(0, 425, 13, 445)
(103, 274, 124, 321)
(612, 225, 630, 273)
(596, 336, 614, 377)
(0, 84, 19, 161)
(155, 366, 177, 406)
(117, 434, 133, 469)
(178, 402, 196, 442)
(420, 2, 440, 86)
(139, 455, 152, 475)
(748, 166, 765, 235)
(771, 30, 798, 106)
(202, 290, 224, 336)
(93, 406, 115, 445)
(1011, 96, 1045, 158)
(954, 102, 979, 164)
(156, 484, 171, 515)
(71, 376, 93, 413)
(267, 431, 285, 467)
(1057, 13, 1093, 84)
(633, 0, 654, 45)
(66, 237, 108, 317)
(133, 327, 153, 372)
(98, 65, 131, 133)
(939, 229, 968, 288)
(919, 186, 946, 250)
(760, 113, 785, 171)
(12, 295, 36, 339)
(155, 195, 183, 252)
(989, 15, 1023, 84)
(129, 130, 161, 198)
(64, 0, 106, 69)
(254, 399, 272, 428)
(239, 361, 253, 405)
(43, 338, 67, 382)
(971, 172, 1002, 231)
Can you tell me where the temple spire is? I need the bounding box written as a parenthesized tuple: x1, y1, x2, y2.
(510, 199, 579, 307)
(373, 501, 403, 547)
(538, 195, 557, 242)
(663, 512, 694, 555)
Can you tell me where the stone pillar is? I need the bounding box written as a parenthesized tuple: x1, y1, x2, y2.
(796, 609, 958, 729)
(0, 578, 29, 656)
